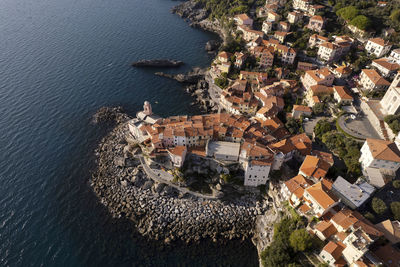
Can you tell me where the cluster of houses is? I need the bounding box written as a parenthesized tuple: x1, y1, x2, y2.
(128, 101, 317, 187)
(280, 135, 400, 266)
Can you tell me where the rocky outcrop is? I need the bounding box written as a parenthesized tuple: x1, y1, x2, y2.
(132, 59, 184, 68)
(90, 109, 270, 244)
(205, 40, 220, 52)
(92, 106, 130, 124)
(171, 0, 226, 41)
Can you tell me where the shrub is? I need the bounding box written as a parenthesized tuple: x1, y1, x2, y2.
(393, 180, 400, 189)
(285, 117, 301, 134)
(384, 115, 400, 134)
(391, 202, 400, 220)
(364, 212, 375, 222)
(372, 197, 387, 215)
(289, 229, 313, 252)
(214, 77, 229, 89)
(312, 103, 325, 115)
(314, 120, 332, 139)
(390, 10, 400, 23)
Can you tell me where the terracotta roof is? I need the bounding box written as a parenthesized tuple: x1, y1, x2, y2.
(312, 150, 334, 166)
(218, 51, 232, 59)
(284, 174, 313, 194)
(299, 203, 311, 213)
(270, 139, 296, 154)
(290, 133, 312, 156)
(333, 86, 353, 100)
(334, 66, 352, 75)
(168, 145, 186, 157)
(311, 15, 323, 21)
(236, 13, 251, 22)
(373, 58, 400, 71)
(299, 155, 331, 179)
(331, 209, 359, 230)
(366, 138, 400, 162)
(371, 244, 400, 267)
(305, 179, 338, 209)
(322, 241, 345, 260)
(320, 42, 337, 50)
(315, 220, 337, 238)
(293, 105, 312, 112)
(375, 220, 400, 244)
(368, 37, 390, 47)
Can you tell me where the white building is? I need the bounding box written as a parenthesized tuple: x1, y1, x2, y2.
(359, 138, 400, 188)
(331, 176, 375, 209)
(389, 48, 400, 64)
(167, 146, 187, 167)
(318, 42, 338, 62)
(371, 58, 400, 77)
(365, 38, 392, 58)
(359, 69, 390, 91)
(234, 14, 253, 27)
(244, 159, 272, 186)
(262, 20, 273, 35)
(380, 72, 400, 115)
(206, 141, 241, 162)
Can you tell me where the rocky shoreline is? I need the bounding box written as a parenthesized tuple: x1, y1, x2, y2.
(90, 108, 270, 244)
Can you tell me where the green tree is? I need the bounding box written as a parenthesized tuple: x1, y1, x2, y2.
(289, 229, 313, 252)
(390, 10, 400, 23)
(393, 180, 400, 189)
(314, 120, 332, 139)
(285, 118, 301, 134)
(312, 103, 325, 115)
(336, 6, 359, 21)
(350, 15, 371, 30)
(260, 241, 291, 267)
(364, 212, 375, 222)
(391, 201, 400, 220)
(372, 197, 387, 215)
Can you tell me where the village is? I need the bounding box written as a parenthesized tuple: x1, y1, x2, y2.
(120, 0, 400, 266)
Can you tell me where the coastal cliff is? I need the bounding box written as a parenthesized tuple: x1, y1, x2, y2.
(91, 108, 270, 244)
(171, 0, 227, 42)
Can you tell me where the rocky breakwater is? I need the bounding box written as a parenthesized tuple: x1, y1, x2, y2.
(171, 0, 226, 41)
(91, 107, 269, 244)
(155, 67, 217, 113)
(131, 59, 184, 68)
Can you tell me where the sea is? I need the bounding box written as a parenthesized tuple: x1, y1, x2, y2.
(0, 0, 258, 266)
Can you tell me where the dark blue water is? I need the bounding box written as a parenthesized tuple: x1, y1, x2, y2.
(0, 0, 258, 266)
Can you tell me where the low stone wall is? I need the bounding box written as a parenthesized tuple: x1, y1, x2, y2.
(91, 112, 269, 244)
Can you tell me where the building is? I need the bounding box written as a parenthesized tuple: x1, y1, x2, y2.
(307, 15, 324, 32)
(305, 84, 332, 106)
(262, 20, 273, 35)
(359, 69, 390, 91)
(319, 241, 346, 267)
(308, 34, 329, 48)
(303, 179, 339, 217)
(281, 174, 314, 207)
(301, 68, 334, 90)
(217, 51, 232, 63)
(287, 11, 302, 24)
(332, 65, 352, 79)
(318, 42, 338, 62)
(167, 146, 187, 167)
(276, 44, 296, 64)
(331, 176, 375, 209)
(244, 159, 272, 186)
(206, 141, 241, 161)
(333, 86, 353, 104)
(293, 0, 311, 12)
(297, 61, 315, 71)
(267, 11, 280, 22)
(380, 72, 400, 115)
(298, 155, 331, 181)
(234, 13, 253, 27)
(238, 25, 264, 42)
(314, 221, 337, 241)
(375, 219, 400, 244)
(234, 52, 247, 69)
(274, 31, 289, 43)
(278, 21, 290, 32)
(359, 138, 400, 187)
(389, 48, 400, 64)
(371, 58, 400, 77)
(253, 47, 274, 68)
(292, 105, 312, 118)
(365, 38, 392, 58)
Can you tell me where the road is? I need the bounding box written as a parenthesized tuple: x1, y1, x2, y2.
(205, 72, 223, 111)
(138, 156, 219, 200)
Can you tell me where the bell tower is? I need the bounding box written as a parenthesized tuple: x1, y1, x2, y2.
(143, 101, 152, 116)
